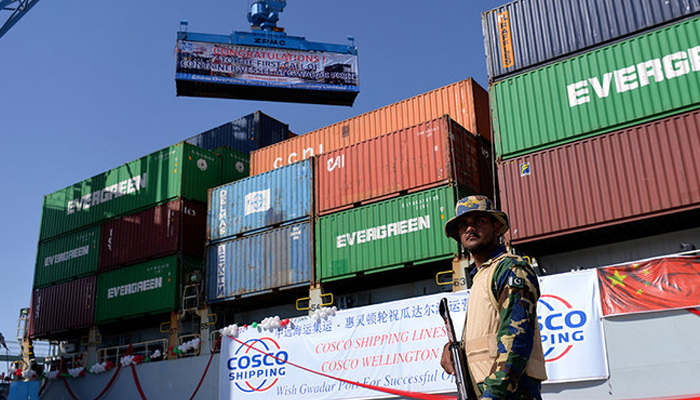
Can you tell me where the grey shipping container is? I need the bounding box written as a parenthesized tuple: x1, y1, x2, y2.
(186, 111, 292, 154)
(30, 275, 96, 339)
(99, 199, 207, 271)
(482, 0, 700, 81)
(207, 221, 312, 302)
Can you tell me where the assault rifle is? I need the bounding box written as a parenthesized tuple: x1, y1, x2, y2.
(439, 297, 477, 400)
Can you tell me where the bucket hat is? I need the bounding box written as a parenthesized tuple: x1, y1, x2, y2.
(444, 195, 509, 240)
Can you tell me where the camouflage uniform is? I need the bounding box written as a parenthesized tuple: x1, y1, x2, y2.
(467, 245, 545, 400)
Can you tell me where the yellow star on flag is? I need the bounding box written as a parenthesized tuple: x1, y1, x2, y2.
(608, 270, 627, 287)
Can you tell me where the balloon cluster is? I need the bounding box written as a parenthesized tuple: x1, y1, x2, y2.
(67, 367, 85, 378)
(120, 354, 145, 366)
(177, 337, 201, 354)
(259, 316, 292, 331)
(311, 306, 338, 322)
(21, 369, 38, 380)
(88, 361, 115, 374)
(220, 324, 240, 338)
(45, 371, 60, 380)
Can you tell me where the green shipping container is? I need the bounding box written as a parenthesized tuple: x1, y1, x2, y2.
(39, 143, 221, 241)
(491, 16, 700, 159)
(34, 225, 100, 289)
(315, 185, 460, 281)
(215, 146, 250, 184)
(94, 255, 201, 324)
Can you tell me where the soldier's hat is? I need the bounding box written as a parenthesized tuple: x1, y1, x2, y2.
(444, 195, 509, 241)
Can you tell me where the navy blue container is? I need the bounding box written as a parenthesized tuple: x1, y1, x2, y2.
(186, 111, 291, 154)
(482, 0, 700, 82)
(207, 159, 312, 242)
(206, 221, 312, 301)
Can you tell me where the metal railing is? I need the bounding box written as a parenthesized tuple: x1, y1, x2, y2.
(96, 339, 168, 365)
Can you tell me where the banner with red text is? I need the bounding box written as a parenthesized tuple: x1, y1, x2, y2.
(597, 256, 700, 316)
(219, 292, 465, 400)
(176, 40, 359, 92)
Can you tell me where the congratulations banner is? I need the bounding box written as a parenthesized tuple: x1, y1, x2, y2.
(218, 292, 465, 400)
(538, 270, 608, 383)
(177, 40, 359, 92)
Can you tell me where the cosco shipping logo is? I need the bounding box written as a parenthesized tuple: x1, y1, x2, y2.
(228, 337, 288, 392)
(537, 295, 587, 362)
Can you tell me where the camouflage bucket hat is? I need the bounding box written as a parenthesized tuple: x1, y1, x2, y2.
(444, 195, 509, 240)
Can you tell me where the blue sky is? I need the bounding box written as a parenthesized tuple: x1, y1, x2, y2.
(0, 0, 503, 355)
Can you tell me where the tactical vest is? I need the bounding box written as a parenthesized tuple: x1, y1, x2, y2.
(462, 253, 548, 388)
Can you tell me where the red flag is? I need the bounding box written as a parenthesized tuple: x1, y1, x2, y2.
(597, 256, 700, 316)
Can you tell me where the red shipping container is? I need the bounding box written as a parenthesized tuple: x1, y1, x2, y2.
(498, 110, 700, 245)
(251, 78, 490, 174)
(99, 199, 206, 271)
(315, 116, 493, 215)
(30, 275, 96, 338)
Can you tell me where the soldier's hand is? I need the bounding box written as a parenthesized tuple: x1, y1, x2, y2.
(440, 343, 454, 374)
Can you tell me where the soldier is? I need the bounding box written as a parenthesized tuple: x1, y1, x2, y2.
(440, 195, 547, 399)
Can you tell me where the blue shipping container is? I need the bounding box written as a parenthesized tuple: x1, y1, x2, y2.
(208, 159, 312, 242)
(206, 221, 312, 302)
(186, 111, 291, 154)
(482, 0, 700, 81)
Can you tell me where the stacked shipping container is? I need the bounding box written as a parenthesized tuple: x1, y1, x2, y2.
(210, 80, 493, 303)
(31, 113, 287, 338)
(206, 160, 314, 302)
(482, 0, 700, 253)
(250, 78, 491, 174)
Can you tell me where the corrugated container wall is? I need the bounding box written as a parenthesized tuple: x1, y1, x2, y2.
(208, 159, 312, 242)
(39, 143, 220, 241)
(315, 185, 460, 282)
(99, 199, 207, 271)
(251, 78, 491, 174)
(491, 15, 700, 159)
(315, 116, 492, 215)
(207, 221, 312, 302)
(216, 146, 250, 185)
(498, 109, 700, 245)
(34, 226, 100, 289)
(95, 255, 194, 324)
(482, 0, 700, 81)
(30, 275, 96, 339)
(185, 111, 291, 154)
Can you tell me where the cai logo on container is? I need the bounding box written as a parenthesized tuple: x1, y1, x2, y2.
(537, 294, 587, 362)
(227, 337, 289, 392)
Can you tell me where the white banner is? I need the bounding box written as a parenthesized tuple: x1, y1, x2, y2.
(219, 292, 465, 400)
(219, 270, 609, 400)
(538, 270, 608, 383)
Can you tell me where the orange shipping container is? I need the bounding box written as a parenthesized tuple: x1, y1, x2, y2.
(251, 78, 490, 174)
(315, 116, 493, 215)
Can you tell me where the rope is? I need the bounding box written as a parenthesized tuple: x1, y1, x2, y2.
(689, 308, 700, 317)
(61, 363, 122, 400)
(228, 335, 457, 400)
(131, 364, 148, 400)
(188, 335, 222, 400)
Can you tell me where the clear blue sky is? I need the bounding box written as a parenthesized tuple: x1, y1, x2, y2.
(0, 0, 504, 355)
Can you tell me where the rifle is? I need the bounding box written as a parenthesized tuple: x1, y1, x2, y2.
(439, 297, 477, 400)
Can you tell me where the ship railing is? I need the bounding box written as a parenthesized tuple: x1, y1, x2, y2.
(176, 333, 201, 357)
(97, 339, 169, 365)
(210, 330, 222, 354)
(44, 352, 88, 372)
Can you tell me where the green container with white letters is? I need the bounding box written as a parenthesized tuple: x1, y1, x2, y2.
(315, 185, 461, 282)
(491, 15, 700, 159)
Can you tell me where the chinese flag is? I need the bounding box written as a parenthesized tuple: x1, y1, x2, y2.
(597, 256, 700, 316)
